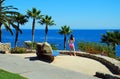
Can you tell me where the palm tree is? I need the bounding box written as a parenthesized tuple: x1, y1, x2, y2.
(59, 25, 72, 50)
(12, 13, 28, 47)
(101, 30, 120, 50)
(38, 15, 55, 42)
(101, 32, 111, 46)
(0, 0, 20, 42)
(27, 8, 42, 44)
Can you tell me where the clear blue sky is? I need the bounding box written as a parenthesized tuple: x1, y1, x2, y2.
(5, 0, 120, 29)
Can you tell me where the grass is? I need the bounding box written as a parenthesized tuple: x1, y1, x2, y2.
(0, 69, 28, 79)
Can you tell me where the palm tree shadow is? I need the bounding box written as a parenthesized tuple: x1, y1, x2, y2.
(24, 56, 54, 63)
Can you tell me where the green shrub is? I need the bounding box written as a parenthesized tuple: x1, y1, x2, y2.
(78, 42, 115, 57)
(51, 44, 58, 50)
(116, 57, 120, 61)
(11, 47, 27, 54)
(24, 42, 37, 49)
(25, 42, 58, 50)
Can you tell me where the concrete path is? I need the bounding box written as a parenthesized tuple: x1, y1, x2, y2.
(51, 55, 112, 75)
(0, 54, 99, 79)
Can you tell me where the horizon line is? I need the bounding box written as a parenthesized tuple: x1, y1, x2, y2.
(2, 28, 120, 30)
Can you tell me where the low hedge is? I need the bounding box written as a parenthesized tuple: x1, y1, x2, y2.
(11, 47, 27, 54)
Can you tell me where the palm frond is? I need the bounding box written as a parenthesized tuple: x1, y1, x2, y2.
(0, 0, 5, 4)
(3, 22, 14, 35)
(39, 15, 55, 26)
(10, 22, 22, 34)
(59, 25, 72, 35)
(27, 8, 41, 19)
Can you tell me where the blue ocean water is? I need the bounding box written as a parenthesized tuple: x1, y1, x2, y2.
(2, 29, 120, 50)
(116, 45, 120, 57)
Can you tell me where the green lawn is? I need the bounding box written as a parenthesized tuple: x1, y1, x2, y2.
(0, 69, 28, 79)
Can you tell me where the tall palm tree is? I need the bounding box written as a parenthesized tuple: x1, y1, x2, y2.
(0, 0, 20, 42)
(12, 13, 28, 47)
(27, 8, 42, 44)
(101, 30, 120, 50)
(59, 25, 72, 50)
(38, 15, 55, 42)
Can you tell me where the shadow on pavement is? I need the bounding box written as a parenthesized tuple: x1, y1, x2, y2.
(25, 56, 54, 63)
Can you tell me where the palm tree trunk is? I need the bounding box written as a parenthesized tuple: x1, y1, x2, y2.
(0, 23, 2, 42)
(32, 18, 35, 43)
(32, 18, 35, 50)
(15, 23, 19, 47)
(64, 34, 66, 50)
(45, 24, 48, 42)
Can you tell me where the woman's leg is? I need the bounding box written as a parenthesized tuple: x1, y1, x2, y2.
(73, 47, 76, 56)
(70, 49, 73, 56)
(73, 51, 76, 56)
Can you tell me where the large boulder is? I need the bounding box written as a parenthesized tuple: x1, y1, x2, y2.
(0, 43, 11, 54)
(36, 42, 54, 62)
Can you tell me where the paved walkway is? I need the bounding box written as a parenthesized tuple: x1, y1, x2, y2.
(51, 55, 112, 75)
(0, 54, 99, 79)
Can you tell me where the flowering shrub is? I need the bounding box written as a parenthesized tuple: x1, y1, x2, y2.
(78, 42, 115, 58)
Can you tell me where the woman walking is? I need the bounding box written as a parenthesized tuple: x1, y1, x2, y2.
(68, 34, 76, 56)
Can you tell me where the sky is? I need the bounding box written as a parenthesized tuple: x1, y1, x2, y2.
(5, 0, 120, 29)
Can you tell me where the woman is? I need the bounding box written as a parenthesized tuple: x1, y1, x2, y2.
(68, 34, 76, 56)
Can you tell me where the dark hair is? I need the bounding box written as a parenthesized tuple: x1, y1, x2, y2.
(70, 34, 74, 40)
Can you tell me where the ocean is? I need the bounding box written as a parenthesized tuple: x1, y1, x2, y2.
(2, 29, 120, 50)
